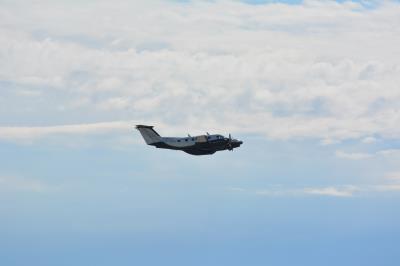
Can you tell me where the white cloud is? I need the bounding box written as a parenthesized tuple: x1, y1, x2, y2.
(256, 188, 305, 197)
(1, 1, 400, 141)
(253, 185, 359, 197)
(303, 186, 358, 197)
(376, 149, 400, 157)
(232, 182, 400, 198)
(226, 187, 246, 192)
(384, 171, 400, 181)
(367, 171, 400, 192)
(97, 97, 131, 111)
(334, 148, 400, 160)
(335, 150, 373, 160)
(0, 121, 132, 141)
(15, 89, 42, 97)
(374, 184, 400, 192)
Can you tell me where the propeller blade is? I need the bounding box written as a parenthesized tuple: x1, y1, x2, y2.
(228, 133, 233, 150)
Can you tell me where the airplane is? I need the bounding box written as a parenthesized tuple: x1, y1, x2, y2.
(136, 125, 243, 155)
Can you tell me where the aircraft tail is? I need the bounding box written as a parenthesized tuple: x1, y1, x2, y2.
(136, 125, 162, 145)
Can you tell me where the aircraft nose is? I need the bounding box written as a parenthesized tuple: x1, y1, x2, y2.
(233, 140, 243, 145)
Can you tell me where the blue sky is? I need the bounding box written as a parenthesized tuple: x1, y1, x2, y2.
(1, 1, 400, 266)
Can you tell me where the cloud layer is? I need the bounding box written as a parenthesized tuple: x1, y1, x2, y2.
(1, 0, 400, 141)
(0, 121, 131, 141)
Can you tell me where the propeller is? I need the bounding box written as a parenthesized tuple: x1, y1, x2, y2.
(228, 133, 233, 151)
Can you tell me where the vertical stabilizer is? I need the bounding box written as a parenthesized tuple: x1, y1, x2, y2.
(136, 125, 162, 145)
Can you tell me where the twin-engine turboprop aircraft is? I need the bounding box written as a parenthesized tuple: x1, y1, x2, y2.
(136, 125, 243, 155)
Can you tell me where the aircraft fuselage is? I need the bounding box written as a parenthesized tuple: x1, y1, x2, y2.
(136, 125, 243, 155)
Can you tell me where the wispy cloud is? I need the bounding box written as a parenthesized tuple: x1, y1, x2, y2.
(335, 150, 373, 160)
(384, 171, 400, 181)
(374, 184, 400, 192)
(376, 149, 400, 157)
(255, 188, 297, 197)
(233, 185, 360, 198)
(0, 121, 132, 141)
(226, 187, 246, 192)
(335, 149, 400, 160)
(303, 186, 358, 197)
(228, 180, 400, 198)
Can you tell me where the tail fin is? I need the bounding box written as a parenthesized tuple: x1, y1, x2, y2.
(136, 125, 162, 145)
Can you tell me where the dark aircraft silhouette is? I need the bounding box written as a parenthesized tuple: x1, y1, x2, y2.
(136, 125, 243, 155)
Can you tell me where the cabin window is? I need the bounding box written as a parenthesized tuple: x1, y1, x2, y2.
(177, 140, 181, 142)
(192, 138, 195, 141)
(185, 139, 188, 141)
